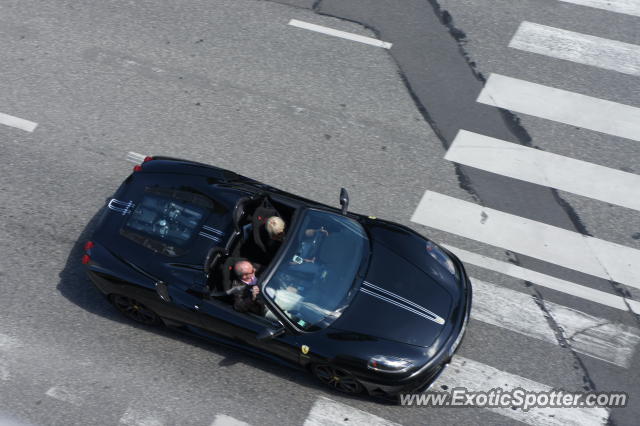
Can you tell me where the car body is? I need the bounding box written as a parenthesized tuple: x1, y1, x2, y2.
(83, 156, 472, 398)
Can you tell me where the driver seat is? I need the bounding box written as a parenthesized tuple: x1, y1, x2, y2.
(220, 256, 249, 294)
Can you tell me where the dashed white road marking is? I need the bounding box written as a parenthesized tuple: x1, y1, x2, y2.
(446, 245, 640, 314)
(559, 0, 640, 17)
(0, 334, 21, 350)
(210, 414, 250, 426)
(0, 414, 33, 426)
(472, 278, 640, 367)
(119, 406, 165, 426)
(509, 22, 640, 76)
(125, 151, 146, 164)
(303, 396, 400, 426)
(0, 112, 37, 132)
(45, 386, 84, 406)
(288, 19, 392, 49)
(477, 73, 640, 143)
(0, 358, 9, 381)
(437, 357, 609, 426)
(445, 130, 640, 211)
(411, 191, 640, 291)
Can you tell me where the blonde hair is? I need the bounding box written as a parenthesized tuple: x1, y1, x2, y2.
(266, 216, 285, 239)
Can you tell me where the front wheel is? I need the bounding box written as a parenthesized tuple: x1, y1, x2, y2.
(312, 364, 363, 394)
(111, 295, 159, 325)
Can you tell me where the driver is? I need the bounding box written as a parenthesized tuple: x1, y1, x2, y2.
(231, 260, 265, 315)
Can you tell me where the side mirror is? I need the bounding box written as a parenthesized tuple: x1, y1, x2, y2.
(257, 325, 286, 341)
(339, 187, 349, 215)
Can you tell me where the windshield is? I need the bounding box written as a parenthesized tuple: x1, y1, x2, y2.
(263, 209, 369, 331)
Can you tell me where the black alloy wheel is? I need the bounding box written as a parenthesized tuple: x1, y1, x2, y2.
(111, 295, 159, 325)
(312, 364, 363, 394)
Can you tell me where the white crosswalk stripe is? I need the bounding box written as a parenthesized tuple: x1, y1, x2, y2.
(303, 397, 400, 426)
(45, 386, 84, 407)
(406, 4, 639, 425)
(471, 277, 640, 367)
(477, 73, 640, 143)
(559, 0, 640, 17)
(445, 130, 640, 211)
(411, 191, 640, 290)
(210, 414, 250, 426)
(436, 357, 609, 426)
(445, 245, 640, 314)
(119, 405, 165, 426)
(509, 22, 640, 76)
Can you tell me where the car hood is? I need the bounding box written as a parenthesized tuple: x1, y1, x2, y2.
(331, 238, 453, 348)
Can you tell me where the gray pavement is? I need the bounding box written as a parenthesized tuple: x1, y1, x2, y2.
(0, 0, 638, 425)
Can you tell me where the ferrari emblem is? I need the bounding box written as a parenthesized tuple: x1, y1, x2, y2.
(301, 345, 310, 354)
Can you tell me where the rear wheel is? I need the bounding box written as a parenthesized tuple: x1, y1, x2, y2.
(111, 295, 159, 325)
(312, 364, 363, 394)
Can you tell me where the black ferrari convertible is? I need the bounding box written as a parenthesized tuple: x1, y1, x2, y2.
(83, 156, 472, 398)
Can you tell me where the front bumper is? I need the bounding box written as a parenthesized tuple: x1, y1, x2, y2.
(358, 361, 449, 398)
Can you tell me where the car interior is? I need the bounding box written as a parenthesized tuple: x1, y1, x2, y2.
(203, 194, 296, 302)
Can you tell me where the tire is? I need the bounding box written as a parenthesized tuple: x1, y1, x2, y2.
(110, 295, 160, 325)
(312, 364, 363, 395)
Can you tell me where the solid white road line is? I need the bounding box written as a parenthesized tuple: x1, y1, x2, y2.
(509, 22, 640, 76)
(125, 151, 146, 164)
(288, 19, 392, 49)
(210, 414, 250, 426)
(445, 130, 640, 211)
(477, 73, 640, 143)
(0, 112, 37, 132)
(472, 278, 640, 368)
(445, 245, 640, 314)
(303, 396, 400, 426)
(559, 0, 640, 17)
(45, 386, 84, 406)
(438, 357, 609, 426)
(411, 191, 640, 290)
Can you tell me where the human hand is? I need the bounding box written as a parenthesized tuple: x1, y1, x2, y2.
(251, 286, 260, 299)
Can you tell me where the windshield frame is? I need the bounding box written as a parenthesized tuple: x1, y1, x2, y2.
(259, 207, 371, 333)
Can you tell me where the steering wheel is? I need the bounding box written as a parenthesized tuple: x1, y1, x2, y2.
(303, 228, 326, 260)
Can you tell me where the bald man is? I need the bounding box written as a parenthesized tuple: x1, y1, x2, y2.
(231, 260, 265, 315)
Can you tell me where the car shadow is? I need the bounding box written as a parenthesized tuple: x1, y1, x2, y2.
(56, 207, 390, 405)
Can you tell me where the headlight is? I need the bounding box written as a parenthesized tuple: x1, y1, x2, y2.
(368, 355, 413, 373)
(426, 241, 457, 277)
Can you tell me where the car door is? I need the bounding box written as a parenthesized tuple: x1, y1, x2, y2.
(144, 267, 207, 328)
(196, 299, 301, 366)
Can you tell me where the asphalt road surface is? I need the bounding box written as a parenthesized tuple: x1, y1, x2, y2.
(1, 0, 639, 425)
